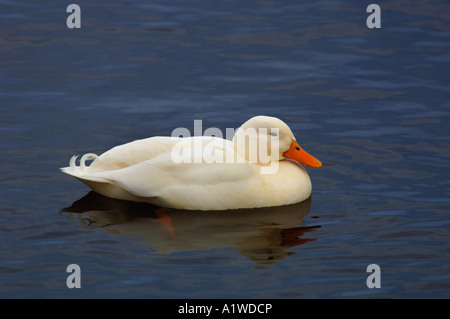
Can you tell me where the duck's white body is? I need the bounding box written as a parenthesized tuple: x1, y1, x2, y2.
(61, 116, 321, 210)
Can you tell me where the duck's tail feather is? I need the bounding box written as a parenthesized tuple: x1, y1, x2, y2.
(60, 153, 109, 183)
(70, 153, 98, 170)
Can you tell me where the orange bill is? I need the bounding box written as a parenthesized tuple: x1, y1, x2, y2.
(283, 138, 322, 168)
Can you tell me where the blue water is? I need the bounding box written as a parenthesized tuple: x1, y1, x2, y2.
(1, 0, 449, 298)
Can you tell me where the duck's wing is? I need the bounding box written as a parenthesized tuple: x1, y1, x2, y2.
(60, 136, 181, 178)
(86, 139, 259, 210)
(88, 136, 184, 172)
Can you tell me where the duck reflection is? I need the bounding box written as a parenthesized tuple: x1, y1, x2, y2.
(61, 192, 320, 268)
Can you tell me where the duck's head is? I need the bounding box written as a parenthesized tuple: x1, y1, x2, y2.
(233, 115, 322, 168)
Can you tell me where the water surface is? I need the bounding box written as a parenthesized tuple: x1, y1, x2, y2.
(1, 0, 449, 298)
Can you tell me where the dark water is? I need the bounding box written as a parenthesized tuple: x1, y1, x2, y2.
(1, 0, 449, 298)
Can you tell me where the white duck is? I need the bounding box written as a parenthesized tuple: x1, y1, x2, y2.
(61, 116, 322, 210)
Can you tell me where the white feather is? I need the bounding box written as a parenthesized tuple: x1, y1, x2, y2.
(61, 116, 319, 210)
